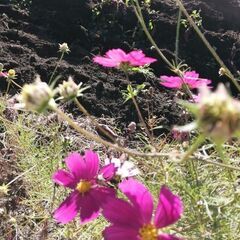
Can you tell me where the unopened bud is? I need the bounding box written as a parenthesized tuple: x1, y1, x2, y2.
(20, 76, 55, 112)
(7, 69, 16, 79)
(59, 43, 70, 54)
(197, 84, 240, 144)
(58, 76, 79, 100)
(218, 67, 226, 76)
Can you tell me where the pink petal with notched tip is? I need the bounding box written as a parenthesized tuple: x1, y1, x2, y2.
(103, 225, 139, 240)
(65, 152, 87, 179)
(53, 190, 82, 224)
(84, 150, 100, 179)
(52, 169, 76, 189)
(119, 178, 154, 224)
(127, 50, 157, 66)
(154, 186, 183, 228)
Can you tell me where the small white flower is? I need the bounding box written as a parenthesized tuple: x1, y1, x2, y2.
(58, 42, 70, 54)
(105, 157, 140, 179)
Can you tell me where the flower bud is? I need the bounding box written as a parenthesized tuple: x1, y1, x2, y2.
(218, 67, 227, 76)
(58, 42, 70, 54)
(7, 69, 16, 79)
(58, 76, 79, 100)
(20, 76, 55, 112)
(197, 84, 240, 144)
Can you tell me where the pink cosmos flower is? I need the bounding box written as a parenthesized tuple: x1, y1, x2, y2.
(160, 71, 211, 89)
(93, 48, 157, 68)
(103, 178, 183, 240)
(52, 151, 115, 224)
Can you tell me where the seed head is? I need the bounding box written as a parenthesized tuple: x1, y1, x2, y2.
(58, 42, 70, 54)
(58, 76, 80, 100)
(20, 76, 55, 112)
(197, 84, 240, 144)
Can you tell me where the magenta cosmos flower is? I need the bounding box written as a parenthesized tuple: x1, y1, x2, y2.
(93, 48, 157, 68)
(103, 178, 183, 240)
(52, 151, 115, 224)
(160, 71, 211, 89)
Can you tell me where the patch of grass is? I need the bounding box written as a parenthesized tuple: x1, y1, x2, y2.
(0, 96, 240, 239)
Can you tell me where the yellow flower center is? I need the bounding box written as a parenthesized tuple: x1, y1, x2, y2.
(139, 224, 158, 240)
(76, 180, 91, 194)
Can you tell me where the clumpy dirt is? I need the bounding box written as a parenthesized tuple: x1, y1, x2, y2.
(0, 0, 239, 130)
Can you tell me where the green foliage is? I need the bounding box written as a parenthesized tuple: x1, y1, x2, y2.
(121, 83, 146, 102)
(181, 10, 203, 28)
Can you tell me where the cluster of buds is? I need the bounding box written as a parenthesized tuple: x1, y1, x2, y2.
(58, 76, 89, 101)
(19, 76, 55, 112)
(192, 84, 240, 144)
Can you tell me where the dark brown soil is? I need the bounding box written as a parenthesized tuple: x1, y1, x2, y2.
(1, 0, 240, 128)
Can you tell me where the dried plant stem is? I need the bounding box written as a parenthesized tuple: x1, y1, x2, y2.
(51, 106, 168, 158)
(175, 0, 240, 92)
(196, 157, 240, 171)
(74, 98, 117, 143)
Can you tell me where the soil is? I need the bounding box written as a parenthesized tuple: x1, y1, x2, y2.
(1, 0, 240, 130)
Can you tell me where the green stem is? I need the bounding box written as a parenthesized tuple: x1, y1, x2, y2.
(133, 0, 194, 100)
(214, 144, 235, 181)
(49, 52, 64, 85)
(180, 134, 205, 162)
(5, 78, 12, 98)
(175, 0, 240, 92)
(124, 70, 154, 145)
(133, 1, 173, 68)
(175, 8, 182, 64)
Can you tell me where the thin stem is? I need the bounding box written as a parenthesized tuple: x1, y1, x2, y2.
(196, 157, 240, 171)
(175, 0, 240, 92)
(133, 2, 173, 68)
(49, 52, 64, 85)
(214, 144, 235, 181)
(124, 70, 154, 145)
(74, 98, 117, 143)
(175, 8, 182, 64)
(180, 134, 205, 162)
(133, 0, 194, 100)
(5, 78, 12, 98)
(51, 106, 168, 158)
